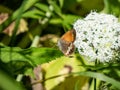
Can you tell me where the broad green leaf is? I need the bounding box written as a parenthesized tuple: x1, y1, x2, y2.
(0, 45, 63, 75)
(0, 46, 63, 65)
(0, 70, 25, 90)
(41, 56, 87, 90)
(0, 47, 34, 65)
(28, 47, 63, 64)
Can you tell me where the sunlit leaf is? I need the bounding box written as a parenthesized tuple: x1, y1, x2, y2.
(41, 56, 87, 90)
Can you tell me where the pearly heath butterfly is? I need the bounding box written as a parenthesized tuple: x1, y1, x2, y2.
(58, 29, 76, 56)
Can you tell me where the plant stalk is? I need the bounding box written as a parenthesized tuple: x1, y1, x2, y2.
(94, 59, 97, 90)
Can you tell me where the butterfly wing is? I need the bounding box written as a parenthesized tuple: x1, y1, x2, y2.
(58, 29, 76, 56)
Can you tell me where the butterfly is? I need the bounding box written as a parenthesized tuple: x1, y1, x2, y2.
(58, 29, 76, 56)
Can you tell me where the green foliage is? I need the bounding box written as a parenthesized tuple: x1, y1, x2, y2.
(0, 0, 120, 90)
(75, 71, 120, 89)
(0, 70, 25, 90)
(102, 0, 120, 16)
(0, 44, 62, 72)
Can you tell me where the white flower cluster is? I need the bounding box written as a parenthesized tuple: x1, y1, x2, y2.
(73, 12, 120, 62)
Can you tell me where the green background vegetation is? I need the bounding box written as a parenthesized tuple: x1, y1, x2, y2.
(0, 0, 120, 90)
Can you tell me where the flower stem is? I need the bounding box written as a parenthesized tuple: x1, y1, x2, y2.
(94, 77, 96, 90)
(94, 59, 97, 90)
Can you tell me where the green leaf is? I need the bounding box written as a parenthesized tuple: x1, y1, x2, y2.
(0, 47, 33, 64)
(35, 3, 49, 12)
(29, 47, 63, 64)
(64, 0, 103, 16)
(10, 0, 26, 46)
(0, 46, 63, 65)
(0, 70, 25, 90)
(59, 0, 64, 8)
(49, 18, 63, 24)
(41, 56, 87, 90)
(49, 1, 63, 18)
(62, 14, 80, 30)
(74, 80, 81, 90)
(23, 9, 45, 19)
(0, 45, 63, 75)
(102, 0, 120, 16)
(75, 71, 120, 89)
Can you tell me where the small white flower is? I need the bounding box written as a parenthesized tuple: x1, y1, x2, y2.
(73, 12, 120, 62)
